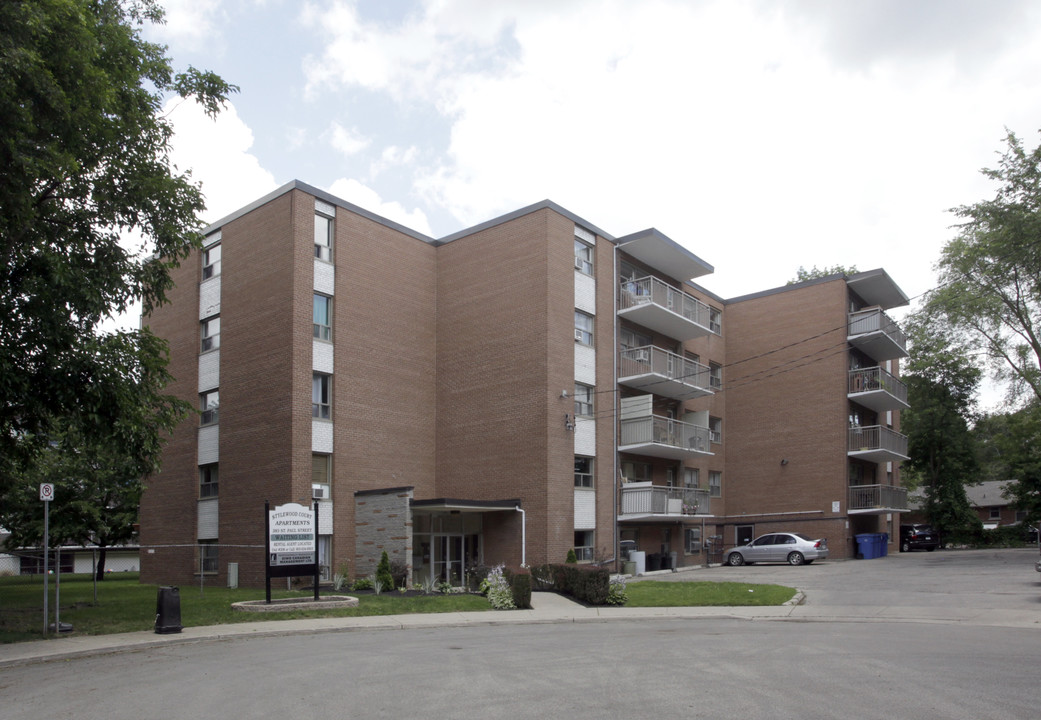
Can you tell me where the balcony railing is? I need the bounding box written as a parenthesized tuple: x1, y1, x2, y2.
(848, 425, 909, 462)
(618, 276, 718, 340)
(848, 366, 909, 412)
(618, 346, 713, 400)
(848, 308, 908, 361)
(620, 415, 713, 459)
(620, 483, 711, 518)
(849, 484, 909, 513)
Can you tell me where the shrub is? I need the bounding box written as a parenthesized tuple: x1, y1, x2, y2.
(606, 576, 628, 605)
(351, 577, 373, 591)
(466, 563, 491, 592)
(510, 569, 531, 609)
(484, 564, 515, 610)
(545, 563, 612, 605)
(389, 559, 408, 589)
(565, 548, 578, 564)
(376, 551, 395, 591)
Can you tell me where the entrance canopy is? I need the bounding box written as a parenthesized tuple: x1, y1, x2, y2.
(410, 498, 521, 513)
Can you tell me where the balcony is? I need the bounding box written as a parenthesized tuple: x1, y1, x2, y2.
(848, 367, 909, 413)
(618, 276, 718, 341)
(848, 484, 909, 514)
(618, 346, 713, 401)
(848, 308, 908, 361)
(620, 414, 713, 459)
(848, 425, 909, 463)
(619, 483, 711, 522)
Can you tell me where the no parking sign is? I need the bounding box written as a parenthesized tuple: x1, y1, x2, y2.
(40, 483, 54, 502)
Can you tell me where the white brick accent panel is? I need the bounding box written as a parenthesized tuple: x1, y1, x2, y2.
(313, 339, 334, 374)
(198, 425, 219, 464)
(574, 272, 596, 314)
(312, 419, 333, 453)
(318, 501, 333, 534)
(198, 350, 219, 392)
(199, 277, 221, 320)
(574, 343, 596, 385)
(574, 488, 596, 530)
(574, 418, 596, 456)
(315, 199, 336, 217)
(314, 258, 335, 295)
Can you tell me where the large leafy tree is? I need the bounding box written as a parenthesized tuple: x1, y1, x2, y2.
(787, 264, 859, 285)
(973, 402, 1041, 527)
(0, 1, 235, 547)
(921, 129, 1041, 403)
(902, 317, 982, 541)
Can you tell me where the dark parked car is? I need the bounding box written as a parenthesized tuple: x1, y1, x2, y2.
(899, 523, 939, 552)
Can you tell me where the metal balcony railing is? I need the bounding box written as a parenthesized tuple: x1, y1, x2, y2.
(848, 425, 909, 458)
(619, 276, 719, 335)
(848, 367, 908, 404)
(620, 415, 713, 454)
(620, 484, 711, 516)
(849, 484, 909, 512)
(618, 346, 713, 399)
(848, 308, 907, 357)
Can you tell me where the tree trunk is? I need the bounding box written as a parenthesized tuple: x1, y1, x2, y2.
(95, 546, 108, 580)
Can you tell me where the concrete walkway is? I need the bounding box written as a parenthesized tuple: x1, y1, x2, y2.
(2, 582, 1038, 668)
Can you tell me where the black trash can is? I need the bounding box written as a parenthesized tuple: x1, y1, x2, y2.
(647, 553, 661, 571)
(155, 586, 183, 634)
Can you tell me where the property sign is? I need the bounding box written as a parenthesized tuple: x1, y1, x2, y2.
(268, 503, 315, 564)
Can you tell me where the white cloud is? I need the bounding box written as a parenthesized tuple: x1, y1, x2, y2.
(148, 0, 226, 49)
(326, 178, 434, 236)
(327, 121, 371, 157)
(165, 97, 278, 223)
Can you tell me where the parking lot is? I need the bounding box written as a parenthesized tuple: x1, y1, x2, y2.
(645, 546, 1041, 614)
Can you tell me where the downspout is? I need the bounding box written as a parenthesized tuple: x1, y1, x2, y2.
(515, 506, 526, 567)
(612, 239, 620, 573)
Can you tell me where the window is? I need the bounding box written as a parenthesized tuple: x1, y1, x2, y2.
(201, 316, 220, 352)
(574, 383, 593, 417)
(620, 327, 652, 350)
(202, 244, 221, 279)
(621, 461, 651, 483)
(709, 416, 722, 444)
(709, 471, 722, 498)
(314, 214, 333, 262)
(574, 530, 594, 562)
(683, 467, 699, 488)
(198, 542, 218, 575)
(709, 362, 722, 390)
(312, 454, 331, 500)
(200, 390, 219, 425)
(574, 311, 594, 345)
(313, 294, 332, 341)
(685, 527, 702, 554)
(709, 307, 722, 334)
(574, 239, 593, 275)
(312, 373, 331, 419)
(574, 456, 593, 488)
(199, 464, 218, 498)
(989, 507, 1001, 520)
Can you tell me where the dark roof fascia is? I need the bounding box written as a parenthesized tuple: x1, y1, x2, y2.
(434, 200, 617, 246)
(685, 280, 726, 305)
(615, 227, 715, 277)
(354, 486, 415, 497)
(202, 180, 437, 244)
(724, 273, 847, 305)
(410, 498, 522, 510)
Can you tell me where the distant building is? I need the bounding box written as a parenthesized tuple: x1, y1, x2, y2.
(965, 481, 1026, 530)
(139, 181, 910, 587)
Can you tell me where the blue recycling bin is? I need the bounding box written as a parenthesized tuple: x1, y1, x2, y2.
(855, 533, 879, 559)
(880, 533, 889, 556)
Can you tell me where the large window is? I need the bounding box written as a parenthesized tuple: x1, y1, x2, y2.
(200, 390, 219, 425)
(574, 530, 594, 562)
(574, 456, 593, 488)
(312, 374, 331, 419)
(314, 214, 333, 262)
(621, 461, 651, 483)
(620, 327, 652, 350)
(197, 542, 218, 575)
(574, 311, 594, 345)
(683, 467, 699, 488)
(313, 294, 332, 341)
(201, 316, 220, 352)
(709, 470, 722, 498)
(709, 362, 722, 390)
(574, 238, 593, 275)
(312, 454, 331, 500)
(199, 464, 218, 498)
(709, 416, 722, 444)
(709, 307, 722, 334)
(202, 244, 221, 279)
(574, 383, 594, 417)
(685, 527, 702, 554)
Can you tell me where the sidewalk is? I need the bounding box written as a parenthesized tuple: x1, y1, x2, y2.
(2, 588, 1038, 669)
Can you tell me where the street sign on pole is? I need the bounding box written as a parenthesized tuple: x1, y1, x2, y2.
(40, 483, 54, 502)
(41, 484, 52, 635)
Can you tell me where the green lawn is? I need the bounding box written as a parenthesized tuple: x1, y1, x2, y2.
(1, 573, 798, 644)
(625, 580, 797, 607)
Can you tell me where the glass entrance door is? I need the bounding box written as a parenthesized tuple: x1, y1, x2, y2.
(433, 535, 464, 586)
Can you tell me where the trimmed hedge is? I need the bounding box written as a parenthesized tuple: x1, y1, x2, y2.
(506, 569, 532, 609)
(530, 563, 611, 605)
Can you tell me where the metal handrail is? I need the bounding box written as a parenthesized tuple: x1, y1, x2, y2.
(849, 484, 909, 511)
(848, 366, 908, 405)
(848, 308, 907, 349)
(618, 346, 711, 388)
(619, 276, 719, 334)
(621, 415, 712, 452)
(620, 485, 711, 515)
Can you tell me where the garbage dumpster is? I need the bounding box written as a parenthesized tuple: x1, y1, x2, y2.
(155, 586, 183, 634)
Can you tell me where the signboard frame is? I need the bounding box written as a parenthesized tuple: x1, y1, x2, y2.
(265, 500, 320, 603)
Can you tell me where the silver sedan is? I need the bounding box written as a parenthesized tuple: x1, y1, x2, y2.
(726, 532, 828, 566)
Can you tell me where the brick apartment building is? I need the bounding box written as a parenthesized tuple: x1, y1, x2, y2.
(139, 180, 911, 587)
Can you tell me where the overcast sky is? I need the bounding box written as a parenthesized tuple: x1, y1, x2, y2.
(149, 0, 1041, 315)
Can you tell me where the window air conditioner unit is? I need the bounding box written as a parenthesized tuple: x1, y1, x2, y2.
(574, 256, 585, 270)
(574, 328, 585, 342)
(312, 486, 327, 500)
(633, 349, 650, 363)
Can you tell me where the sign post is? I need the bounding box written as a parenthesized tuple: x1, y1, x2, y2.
(40, 483, 53, 636)
(265, 501, 319, 603)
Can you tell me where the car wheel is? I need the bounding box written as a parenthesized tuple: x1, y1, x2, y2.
(901, 541, 910, 553)
(787, 552, 805, 566)
(804, 559, 814, 565)
(727, 552, 745, 567)
(926, 546, 936, 552)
